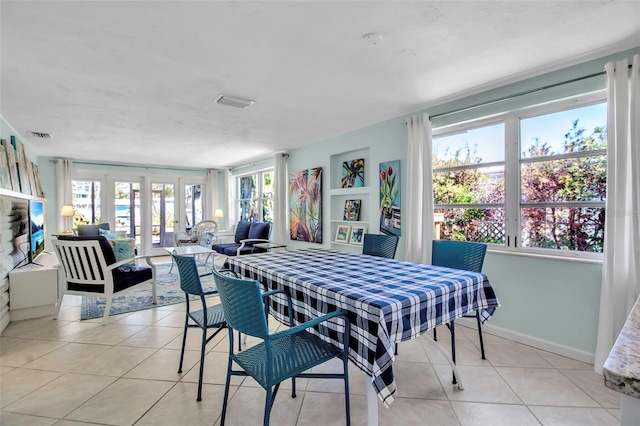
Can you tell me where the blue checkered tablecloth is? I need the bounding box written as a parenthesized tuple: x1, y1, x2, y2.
(225, 248, 500, 406)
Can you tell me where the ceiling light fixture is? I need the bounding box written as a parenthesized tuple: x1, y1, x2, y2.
(360, 32, 382, 47)
(214, 94, 256, 109)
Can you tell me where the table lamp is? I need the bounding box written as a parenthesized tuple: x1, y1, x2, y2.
(60, 205, 75, 234)
(214, 209, 224, 219)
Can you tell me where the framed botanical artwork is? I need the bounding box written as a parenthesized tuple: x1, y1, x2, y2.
(335, 225, 351, 243)
(379, 160, 401, 237)
(341, 158, 365, 188)
(343, 199, 361, 221)
(289, 167, 323, 243)
(349, 225, 367, 245)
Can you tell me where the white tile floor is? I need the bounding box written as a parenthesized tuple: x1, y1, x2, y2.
(0, 293, 622, 425)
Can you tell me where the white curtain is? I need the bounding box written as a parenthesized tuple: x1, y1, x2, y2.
(273, 152, 289, 243)
(54, 158, 73, 233)
(594, 54, 640, 374)
(206, 169, 221, 227)
(225, 169, 235, 229)
(404, 113, 434, 264)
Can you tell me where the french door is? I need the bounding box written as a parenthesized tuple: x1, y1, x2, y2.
(150, 182, 176, 249)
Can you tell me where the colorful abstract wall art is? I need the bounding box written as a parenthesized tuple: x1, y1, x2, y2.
(341, 158, 364, 188)
(379, 160, 401, 236)
(289, 167, 323, 243)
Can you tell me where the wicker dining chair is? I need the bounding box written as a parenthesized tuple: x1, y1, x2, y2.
(362, 233, 399, 259)
(171, 253, 227, 401)
(212, 268, 351, 426)
(432, 239, 488, 360)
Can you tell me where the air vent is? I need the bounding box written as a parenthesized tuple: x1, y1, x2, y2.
(214, 94, 255, 109)
(30, 131, 52, 139)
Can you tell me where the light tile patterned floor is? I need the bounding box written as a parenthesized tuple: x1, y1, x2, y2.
(0, 294, 622, 425)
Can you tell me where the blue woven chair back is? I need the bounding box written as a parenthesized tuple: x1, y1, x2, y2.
(431, 240, 487, 273)
(213, 269, 269, 339)
(363, 234, 399, 259)
(171, 253, 205, 296)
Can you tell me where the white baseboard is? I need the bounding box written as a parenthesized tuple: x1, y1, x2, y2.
(456, 317, 596, 365)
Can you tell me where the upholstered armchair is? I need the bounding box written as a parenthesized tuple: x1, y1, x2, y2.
(174, 220, 218, 247)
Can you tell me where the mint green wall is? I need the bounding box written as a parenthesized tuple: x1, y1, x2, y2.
(287, 46, 639, 356)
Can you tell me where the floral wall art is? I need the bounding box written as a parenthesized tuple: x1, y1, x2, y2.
(379, 160, 401, 236)
(289, 167, 323, 243)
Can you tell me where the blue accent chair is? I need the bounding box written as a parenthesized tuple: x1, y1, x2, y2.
(432, 240, 488, 361)
(211, 221, 271, 256)
(362, 233, 399, 259)
(171, 253, 227, 401)
(212, 268, 351, 426)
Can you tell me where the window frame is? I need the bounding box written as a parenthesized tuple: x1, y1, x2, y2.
(432, 90, 607, 260)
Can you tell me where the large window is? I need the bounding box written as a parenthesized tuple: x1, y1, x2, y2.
(432, 95, 607, 255)
(237, 170, 274, 222)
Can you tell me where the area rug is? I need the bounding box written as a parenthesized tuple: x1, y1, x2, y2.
(80, 261, 217, 320)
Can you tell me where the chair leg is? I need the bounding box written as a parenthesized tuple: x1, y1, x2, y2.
(102, 297, 113, 325)
(264, 387, 273, 426)
(220, 357, 233, 425)
(343, 354, 351, 426)
(433, 327, 437, 341)
(475, 311, 486, 360)
(292, 377, 297, 398)
(197, 328, 207, 401)
(178, 319, 188, 374)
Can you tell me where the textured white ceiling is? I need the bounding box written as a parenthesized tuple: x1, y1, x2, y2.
(1, 1, 639, 169)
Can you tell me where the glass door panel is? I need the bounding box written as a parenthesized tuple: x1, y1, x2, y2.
(115, 181, 141, 245)
(72, 180, 101, 226)
(184, 184, 203, 231)
(151, 183, 175, 248)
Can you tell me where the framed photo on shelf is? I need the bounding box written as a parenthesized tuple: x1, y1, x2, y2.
(349, 225, 367, 245)
(343, 199, 361, 221)
(335, 225, 351, 243)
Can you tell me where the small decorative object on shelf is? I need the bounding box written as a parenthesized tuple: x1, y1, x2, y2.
(343, 199, 361, 221)
(349, 226, 367, 245)
(335, 225, 351, 243)
(341, 158, 365, 188)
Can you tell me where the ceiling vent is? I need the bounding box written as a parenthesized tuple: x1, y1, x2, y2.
(29, 131, 52, 139)
(214, 94, 255, 109)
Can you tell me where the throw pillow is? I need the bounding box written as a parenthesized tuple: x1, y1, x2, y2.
(101, 232, 137, 272)
(99, 229, 128, 240)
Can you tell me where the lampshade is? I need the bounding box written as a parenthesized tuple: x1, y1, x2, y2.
(214, 209, 224, 219)
(60, 205, 75, 217)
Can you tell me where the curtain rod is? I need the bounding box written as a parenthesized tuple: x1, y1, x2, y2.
(427, 63, 633, 121)
(50, 159, 208, 172)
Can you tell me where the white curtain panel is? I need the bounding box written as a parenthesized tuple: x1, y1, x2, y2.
(206, 169, 220, 226)
(404, 113, 434, 264)
(594, 54, 640, 374)
(54, 158, 73, 232)
(225, 169, 235, 228)
(273, 152, 289, 243)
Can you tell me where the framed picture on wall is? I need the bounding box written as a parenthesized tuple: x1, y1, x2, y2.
(349, 225, 367, 245)
(343, 199, 361, 221)
(335, 225, 351, 243)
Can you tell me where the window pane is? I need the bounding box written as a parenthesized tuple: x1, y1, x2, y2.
(435, 207, 505, 244)
(434, 166, 505, 204)
(521, 156, 606, 203)
(239, 176, 256, 199)
(520, 103, 606, 158)
(433, 122, 505, 167)
(239, 200, 259, 222)
(72, 180, 101, 225)
(262, 198, 273, 223)
(262, 171, 273, 198)
(115, 181, 140, 241)
(184, 184, 202, 227)
(521, 207, 605, 252)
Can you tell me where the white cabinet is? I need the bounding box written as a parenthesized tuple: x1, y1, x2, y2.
(8, 253, 59, 320)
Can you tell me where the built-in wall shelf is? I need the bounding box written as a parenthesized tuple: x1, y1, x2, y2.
(0, 188, 45, 202)
(329, 187, 371, 196)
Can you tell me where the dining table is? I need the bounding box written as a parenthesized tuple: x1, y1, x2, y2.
(225, 248, 500, 426)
